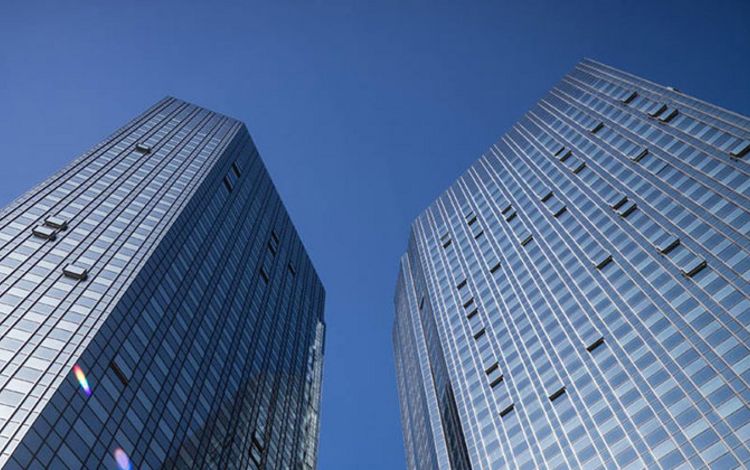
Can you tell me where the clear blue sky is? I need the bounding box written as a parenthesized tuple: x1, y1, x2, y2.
(1, 1, 748, 468)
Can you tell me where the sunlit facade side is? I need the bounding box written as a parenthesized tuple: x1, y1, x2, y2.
(0, 97, 325, 469)
(393, 59, 750, 469)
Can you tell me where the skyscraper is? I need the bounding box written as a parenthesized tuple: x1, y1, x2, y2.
(0, 97, 325, 469)
(393, 59, 750, 469)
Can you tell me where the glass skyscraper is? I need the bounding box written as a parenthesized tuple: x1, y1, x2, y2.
(393, 59, 750, 469)
(0, 97, 325, 469)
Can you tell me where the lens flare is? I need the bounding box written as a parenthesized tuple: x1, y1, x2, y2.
(114, 448, 132, 470)
(72, 364, 91, 396)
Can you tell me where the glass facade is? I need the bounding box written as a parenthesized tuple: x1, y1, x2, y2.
(0, 97, 325, 469)
(393, 59, 750, 469)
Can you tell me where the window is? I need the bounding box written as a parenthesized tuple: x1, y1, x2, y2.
(259, 267, 269, 283)
(647, 103, 667, 117)
(589, 122, 604, 134)
(473, 229, 484, 240)
(135, 143, 151, 154)
(616, 200, 637, 217)
(621, 91, 637, 104)
(466, 308, 478, 319)
(571, 160, 586, 174)
(548, 199, 567, 217)
(473, 328, 486, 340)
(586, 337, 605, 353)
(63, 264, 88, 281)
(505, 211, 517, 222)
(501, 203, 513, 214)
(657, 235, 680, 254)
(608, 193, 628, 210)
(486, 363, 504, 388)
(499, 404, 515, 418)
(223, 176, 233, 193)
(658, 107, 678, 123)
(231, 161, 241, 178)
(549, 386, 566, 402)
(32, 225, 57, 240)
(288, 263, 296, 276)
(627, 147, 648, 162)
(564, 155, 582, 172)
(443, 239, 452, 248)
(558, 149, 572, 161)
(679, 258, 707, 277)
(463, 298, 474, 309)
(548, 141, 565, 156)
(490, 262, 501, 274)
(593, 253, 613, 270)
(419, 295, 425, 310)
(730, 140, 750, 158)
(466, 214, 477, 225)
(540, 189, 553, 202)
(520, 231, 533, 246)
(44, 216, 68, 230)
(110, 360, 129, 387)
(456, 279, 467, 290)
(490, 373, 504, 388)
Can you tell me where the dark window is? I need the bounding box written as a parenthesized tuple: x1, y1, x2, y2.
(473, 328, 486, 340)
(456, 279, 467, 290)
(549, 386, 566, 402)
(223, 176, 233, 193)
(135, 143, 151, 154)
(594, 254, 613, 270)
(490, 374, 505, 388)
(259, 267, 269, 283)
(499, 404, 515, 418)
(586, 337, 605, 353)
(110, 360, 129, 387)
(287, 263, 296, 276)
(466, 308, 478, 319)
(231, 161, 241, 178)
(490, 262, 501, 274)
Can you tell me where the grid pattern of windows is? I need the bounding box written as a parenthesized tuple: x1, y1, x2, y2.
(393, 59, 750, 469)
(0, 97, 325, 469)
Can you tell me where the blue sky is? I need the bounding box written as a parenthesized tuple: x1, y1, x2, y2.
(1, 1, 748, 468)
